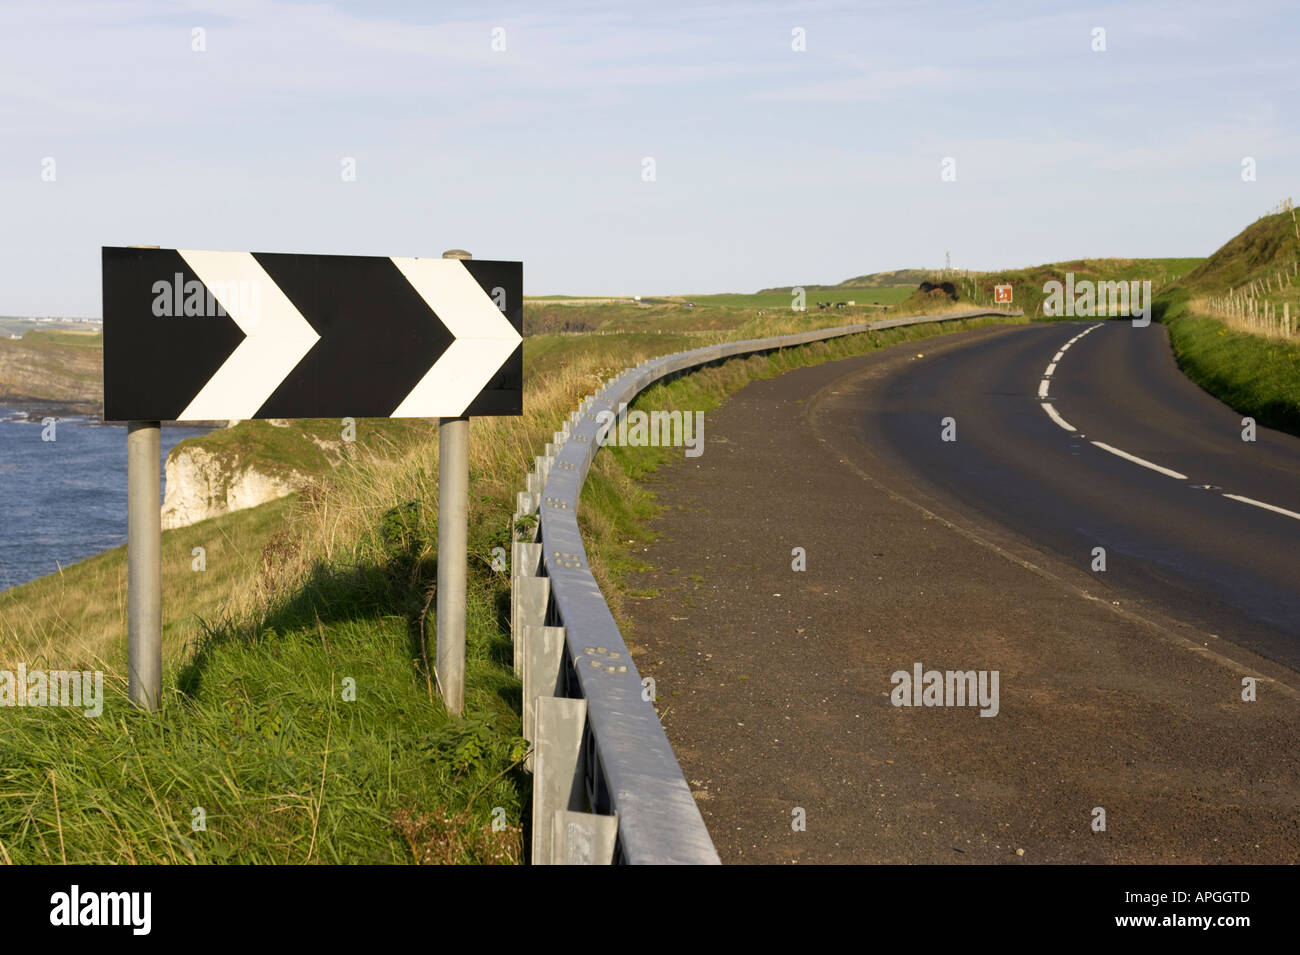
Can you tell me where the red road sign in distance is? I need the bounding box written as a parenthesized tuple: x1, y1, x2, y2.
(994, 284, 1013, 304)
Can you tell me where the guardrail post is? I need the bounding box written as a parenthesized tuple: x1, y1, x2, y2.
(551, 810, 618, 865)
(522, 624, 566, 768)
(512, 575, 549, 676)
(531, 696, 588, 864)
(511, 542, 543, 673)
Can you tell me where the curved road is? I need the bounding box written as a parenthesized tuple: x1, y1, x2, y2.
(865, 319, 1300, 669)
(623, 319, 1300, 863)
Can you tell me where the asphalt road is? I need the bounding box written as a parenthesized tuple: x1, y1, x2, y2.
(622, 320, 1300, 863)
(864, 319, 1300, 670)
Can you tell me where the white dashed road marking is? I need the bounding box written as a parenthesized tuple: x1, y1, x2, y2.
(1037, 323, 1297, 521)
(1090, 441, 1189, 480)
(1038, 323, 1101, 420)
(1223, 494, 1300, 522)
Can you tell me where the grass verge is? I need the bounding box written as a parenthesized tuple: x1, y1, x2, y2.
(1157, 288, 1300, 436)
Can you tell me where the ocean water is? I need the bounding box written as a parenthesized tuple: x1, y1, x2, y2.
(0, 406, 211, 591)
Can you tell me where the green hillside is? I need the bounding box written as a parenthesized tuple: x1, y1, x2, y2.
(758, 268, 931, 293)
(1179, 210, 1300, 294)
(1153, 209, 1300, 435)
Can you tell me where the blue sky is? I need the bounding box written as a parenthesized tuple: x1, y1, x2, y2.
(2, 0, 1297, 316)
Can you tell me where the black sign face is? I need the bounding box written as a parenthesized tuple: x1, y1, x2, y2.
(102, 247, 522, 421)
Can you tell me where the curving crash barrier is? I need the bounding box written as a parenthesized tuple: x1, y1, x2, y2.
(512, 308, 1021, 864)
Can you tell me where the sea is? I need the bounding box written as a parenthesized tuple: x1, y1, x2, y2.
(0, 404, 212, 591)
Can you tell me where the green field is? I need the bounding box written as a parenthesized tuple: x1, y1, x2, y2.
(672, 286, 917, 309)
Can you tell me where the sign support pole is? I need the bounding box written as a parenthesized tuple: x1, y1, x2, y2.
(126, 244, 162, 712)
(127, 420, 162, 710)
(436, 248, 472, 716)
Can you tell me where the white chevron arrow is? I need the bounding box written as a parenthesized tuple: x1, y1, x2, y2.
(389, 257, 522, 417)
(176, 250, 321, 421)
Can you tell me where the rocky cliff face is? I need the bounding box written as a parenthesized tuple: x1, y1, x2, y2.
(161, 444, 307, 529)
(158, 417, 431, 529)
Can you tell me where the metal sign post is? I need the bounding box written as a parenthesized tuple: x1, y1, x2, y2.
(126, 419, 162, 710)
(436, 249, 471, 716)
(125, 245, 162, 712)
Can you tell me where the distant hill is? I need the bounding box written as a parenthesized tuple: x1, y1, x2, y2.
(757, 269, 928, 294)
(829, 268, 938, 289)
(1175, 209, 1300, 296)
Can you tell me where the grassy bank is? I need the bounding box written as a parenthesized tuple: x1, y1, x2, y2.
(1157, 287, 1300, 436)
(1149, 212, 1300, 437)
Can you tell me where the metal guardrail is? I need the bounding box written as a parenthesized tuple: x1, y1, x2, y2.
(513, 308, 1020, 864)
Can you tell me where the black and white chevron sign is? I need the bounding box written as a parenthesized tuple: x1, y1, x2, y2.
(101, 247, 522, 421)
